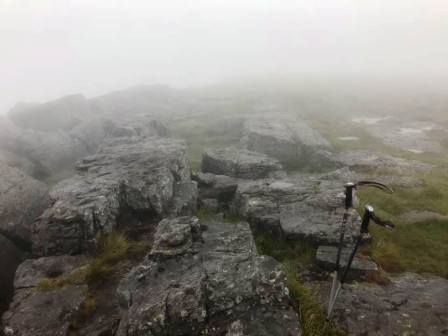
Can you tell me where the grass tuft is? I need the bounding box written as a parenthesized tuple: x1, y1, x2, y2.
(37, 232, 149, 291)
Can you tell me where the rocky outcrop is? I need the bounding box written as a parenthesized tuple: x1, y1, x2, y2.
(13, 255, 87, 289)
(2, 255, 89, 336)
(7, 117, 171, 181)
(241, 119, 334, 169)
(9, 94, 90, 132)
(0, 162, 49, 247)
(193, 172, 240, 202)
(202, 147, 285, 179)
(116, 216, 301, 336)
(33, 137, 197, 256)
(316, 245, 378, 279)
(232, 168, 361, 245)
(331, 273, 448, 335)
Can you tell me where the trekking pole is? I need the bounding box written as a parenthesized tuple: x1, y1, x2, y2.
(326, 180, 393, 320)
(326, 204, 395, 320)
(327, 182, 355, 318)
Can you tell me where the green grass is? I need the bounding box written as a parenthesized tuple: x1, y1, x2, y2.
(254, 233, 344, 336)
(37, 232, 149, 291)
(356, 169, 448, 277)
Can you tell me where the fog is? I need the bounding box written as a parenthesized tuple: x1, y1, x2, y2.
(1, 0, 448, 114)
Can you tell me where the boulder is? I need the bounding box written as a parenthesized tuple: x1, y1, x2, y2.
(233, 168, 361, 244)
(202, 147, 284, 179)
(316, 246, 378, 278)
(33, 137, 197, 256)
(241, 119, 333, 169)
(0, 162, 49, 247)
(331, 273, 448, 335)
(2, 285, 88, 336)
(192, 172, 239, 202)
(116, 217, 301, 336)
(9, 94, 90, 132)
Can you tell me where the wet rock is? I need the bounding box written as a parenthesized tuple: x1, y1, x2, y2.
(14, 255, 87, 289)
(171, 181, 198, 216)
(9, 94, 90, 132)
(192, 172, 239, 202)
(202, 147, 284, 179)
(331, 273, 448, 335)
(2, 285, 88, 336)
(316, 246, 378, 278)
(116, 217, 301, 336)
(8, 117, 171, 181)
(241, 118, 332, 169)
(233, 168, 361, 244)
(33, 137, 196, 256)
(0, 162, 49, 247)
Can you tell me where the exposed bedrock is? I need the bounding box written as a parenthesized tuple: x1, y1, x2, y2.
(201, 146, 285, 179)
(116, 216, 301, 336)
(2, 255, 89, 336)
(240, 118, 339, 170)
(232, 168, 361, 245)
(33, 137, 198, 256)
(5, 117, 170, 181)
(316, 245, 378, 279)
(329, 273, 448, 335)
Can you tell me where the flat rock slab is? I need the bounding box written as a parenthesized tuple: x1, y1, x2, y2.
(33, 137, 197, 256)
(241, 118, 335, 170)
(202, 146, 284, 179)
(233, 168, 361, 245)
(331, 273, 448, 335)
(316, 246, 378, 276)
(116, 217, 301, 336)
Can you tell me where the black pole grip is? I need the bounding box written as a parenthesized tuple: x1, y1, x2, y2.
(345, 182, 355, 209)
(361, 205, 374, 233)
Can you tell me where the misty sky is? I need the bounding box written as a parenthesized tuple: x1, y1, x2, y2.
(1, 0, 447, 114)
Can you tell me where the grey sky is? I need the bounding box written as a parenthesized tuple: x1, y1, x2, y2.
(1, 0, 447, 113)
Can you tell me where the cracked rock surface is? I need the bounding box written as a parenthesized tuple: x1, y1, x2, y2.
(232, 168, 361, 245)
(329, 273, 448, 335)
(202, 146, 285, 179)
(240, 118, 333, 169)
(33, 137, 197, 256)
(116, 216, 301, 336)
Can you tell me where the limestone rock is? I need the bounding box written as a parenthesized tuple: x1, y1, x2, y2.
(2, 285, 88, 336)
(241, 118, 332, 169)
(0, 162, 49, 246)
(316, 245, 378, 278)
(233, 168, 361, 244)
(116, 217, 301, 336)
(33, 137, 196, 256)
(14, 255, 87, 289)
(331, 273, 448, 335)
(202, 147, 284, 179)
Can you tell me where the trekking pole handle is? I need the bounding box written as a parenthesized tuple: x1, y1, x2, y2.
(361, 204, 374, 233)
